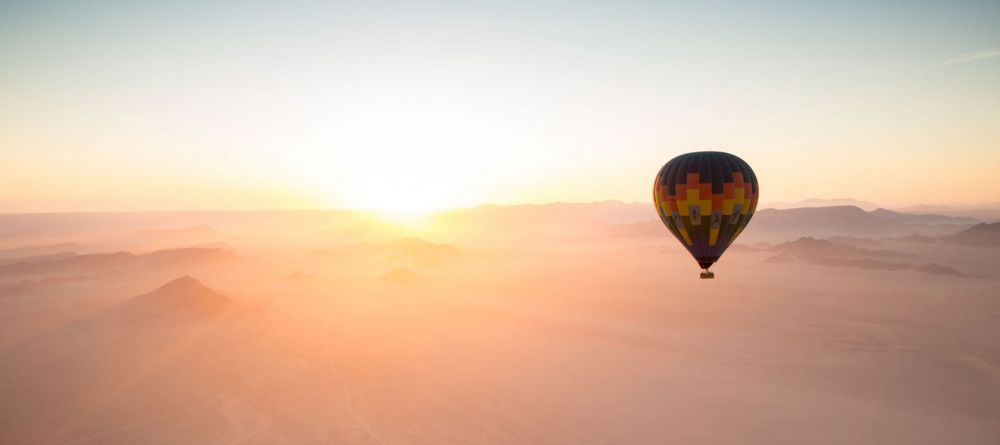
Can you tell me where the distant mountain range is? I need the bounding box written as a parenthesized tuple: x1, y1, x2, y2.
(0, 242, 88, 261)
(894, 203, 1000, 221)
(0, 247, 234, 275)
(816, 221, 1000, 247)
(767, 237, 965, 277)
(612, 205, 974, 242)
(867, 208, 975, 225)
(102, 224, 235, 251)
(0, 202, 991, 253)
(331, 220, 419, 242)
(761, 198, 880, 211)
(747, 206, 970, 240)
(0, 251, 78, 266)
(434, 200, 656, 230)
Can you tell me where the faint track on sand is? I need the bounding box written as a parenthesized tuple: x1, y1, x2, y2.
(324, 328, 388, 445)
(59, 367, 282, 445)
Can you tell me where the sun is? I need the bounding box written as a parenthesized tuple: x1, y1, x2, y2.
(292, 98, 489, 220)
(349, 169, 454, 221)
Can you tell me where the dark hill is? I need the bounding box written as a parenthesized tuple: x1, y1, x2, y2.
(942, 223, 1000, 247)
(122, 276, 231, 320)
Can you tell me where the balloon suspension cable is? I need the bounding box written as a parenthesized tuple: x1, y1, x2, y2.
(699, 269, 715, 279)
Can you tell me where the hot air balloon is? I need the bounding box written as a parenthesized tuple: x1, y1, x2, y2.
(653, 151, 759, 279)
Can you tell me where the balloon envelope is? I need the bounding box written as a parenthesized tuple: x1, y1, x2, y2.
(653, 151, 759, 271)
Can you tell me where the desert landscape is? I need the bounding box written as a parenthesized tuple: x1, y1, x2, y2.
(4, 1, 999, 443)
(1, 203, 999, 444)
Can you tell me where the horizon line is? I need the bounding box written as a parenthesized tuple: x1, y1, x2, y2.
(3, 200, 1000, 217)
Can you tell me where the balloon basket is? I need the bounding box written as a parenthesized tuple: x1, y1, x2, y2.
(699, 270, 715, 279)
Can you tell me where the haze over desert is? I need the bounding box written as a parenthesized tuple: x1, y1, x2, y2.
(3, 1, 1000, 443)
(1, 203, 999, 444)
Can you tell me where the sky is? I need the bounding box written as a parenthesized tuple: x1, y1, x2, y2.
(1, 0, 999, 214)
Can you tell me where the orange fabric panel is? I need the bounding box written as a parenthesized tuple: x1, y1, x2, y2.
(686, 173, 700, 188)
(699, 183, 711, 197)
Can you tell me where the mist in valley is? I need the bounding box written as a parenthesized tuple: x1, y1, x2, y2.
(2, 203, 999, 444)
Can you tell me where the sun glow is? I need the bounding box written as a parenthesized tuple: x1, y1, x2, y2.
(350, 168, 454, 220)
(290, 98, 501, 219)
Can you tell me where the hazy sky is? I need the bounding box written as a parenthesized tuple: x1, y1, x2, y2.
(2, 1, 999, 214)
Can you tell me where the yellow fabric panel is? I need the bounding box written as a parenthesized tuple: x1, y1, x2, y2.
(700, 199, 712, 214)
(722, 198, 735, 215)
(686, 189, 700, 203)
(679, 189, 700, 217)
(709, 227, 719, 245)
(658, 202, 671, 218)
(679, 227, 693, 245)
(735, 187, 750, 215)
